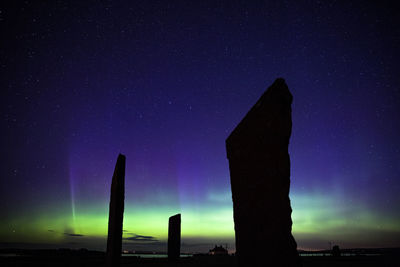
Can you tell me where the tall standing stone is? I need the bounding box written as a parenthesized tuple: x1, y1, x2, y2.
(106, 154, 125, 267)
(226, 78, 301, 266)
(168, 213, 181, 261)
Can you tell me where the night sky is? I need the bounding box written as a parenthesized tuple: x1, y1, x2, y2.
(1, 1, 399, 253)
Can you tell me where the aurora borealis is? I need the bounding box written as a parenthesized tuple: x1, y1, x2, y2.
(1, 1, 399, 253)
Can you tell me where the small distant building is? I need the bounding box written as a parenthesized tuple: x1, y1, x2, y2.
(209, 245, 228, 255)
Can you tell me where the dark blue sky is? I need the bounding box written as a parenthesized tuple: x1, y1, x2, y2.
(1, 1, 399, 252)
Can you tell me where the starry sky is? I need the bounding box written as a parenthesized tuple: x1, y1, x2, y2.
(1, 1, 399, 253)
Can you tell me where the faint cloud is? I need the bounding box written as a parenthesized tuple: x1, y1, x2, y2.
(124, 234, 158, 242)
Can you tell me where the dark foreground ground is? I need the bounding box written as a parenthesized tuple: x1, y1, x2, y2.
(1, 254, 399, 267)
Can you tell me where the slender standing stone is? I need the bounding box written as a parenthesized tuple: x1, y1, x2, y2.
(168, 213, 181, 261)
(106, 154, 125, 267)
(226, 78, 301, 266)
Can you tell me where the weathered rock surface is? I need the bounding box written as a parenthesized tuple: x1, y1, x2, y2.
(168, 213, 181, 261)
(226, 78, 301, 266)
(106, 154, 125, 267)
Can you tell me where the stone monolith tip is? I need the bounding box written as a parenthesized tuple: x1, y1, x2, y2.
(106, 154, 125, 267)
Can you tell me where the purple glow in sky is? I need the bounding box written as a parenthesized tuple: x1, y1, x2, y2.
(1, 1, 399, 252)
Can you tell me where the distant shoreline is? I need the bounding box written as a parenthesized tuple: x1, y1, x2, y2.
(1, 247, 399, 257)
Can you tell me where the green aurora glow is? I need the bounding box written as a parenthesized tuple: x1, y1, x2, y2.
(2, 191, 399, 251)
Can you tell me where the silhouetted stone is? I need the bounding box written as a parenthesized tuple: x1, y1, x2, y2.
(226, 78, 301, 266)
(168, 213, 181, 261)
(209, 245, 228, 255)
(106, 154, 125, 267)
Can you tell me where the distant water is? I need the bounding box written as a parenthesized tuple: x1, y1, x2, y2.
(300, 253, 332, 256)
(2, 252, 383, 258)
(299, 252, 382, 257)
(122, 254, 167, 258)
(122, 254, 192, 258)
(0, 253, 192, 258)
(0, 253, 19, 257)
